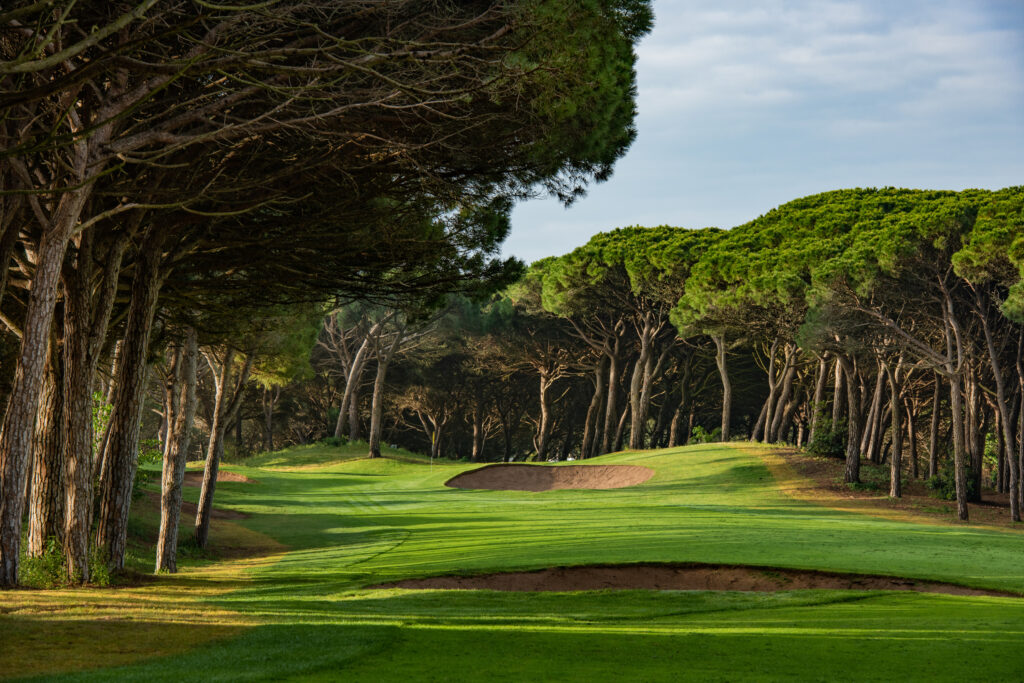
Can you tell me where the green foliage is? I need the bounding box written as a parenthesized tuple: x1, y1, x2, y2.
(92, 391, 112, 458)
(690, 425, 721, 443)
(318, 436, 347, 448)
(926, 472, 977, 502)
(20, 539, 111, 589)
(806, 418, 847, 458)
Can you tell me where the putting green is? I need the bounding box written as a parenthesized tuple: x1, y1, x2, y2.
(8, 443, 1024, 681)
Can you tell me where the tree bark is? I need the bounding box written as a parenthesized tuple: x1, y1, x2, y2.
(156, 328, 198, 572)
(808, 354, 829, 445)
(27, 356, 64, 556)
(194, 350, 252, 549)
(62, 231, 128, 582)
(95, 227, 167, 572)
(711, 334, 732, 441)
(0, 184, 92, 587)
(837, 356, 860, 484)
(368, 325, 404, 459)
(928, 374, 941, 479)
(977, 293, 1019, 520)
(580, 357, 606, 459)
(884, 363, 902, 498)
(601, 335, 622, 455)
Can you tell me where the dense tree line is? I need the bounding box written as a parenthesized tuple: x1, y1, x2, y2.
(258, 188, 1023, 528)
(0, 0, 651, 587)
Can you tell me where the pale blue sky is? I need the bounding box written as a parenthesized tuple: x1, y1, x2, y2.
(504, 0, 1024, 263)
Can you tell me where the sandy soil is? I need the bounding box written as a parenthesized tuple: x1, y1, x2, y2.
(182, 471, 256, 486)
(375, 563, 1016, 597)
(445, 464, 654, 491)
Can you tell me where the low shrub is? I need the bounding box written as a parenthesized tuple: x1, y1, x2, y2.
(806, 418, 847, 458)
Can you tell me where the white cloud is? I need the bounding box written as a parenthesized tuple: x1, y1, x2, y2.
(504, 0, 1024, 263)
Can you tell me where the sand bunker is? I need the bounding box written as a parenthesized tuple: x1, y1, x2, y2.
(445, 464, 654, 491)
(376, 563, 1014, 597)
(183, 471, 256, 486)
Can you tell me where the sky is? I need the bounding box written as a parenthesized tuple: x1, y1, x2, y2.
(503, 0, 1024, 264)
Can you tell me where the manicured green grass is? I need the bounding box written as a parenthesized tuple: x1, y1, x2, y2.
(13, 443, 1024, 681)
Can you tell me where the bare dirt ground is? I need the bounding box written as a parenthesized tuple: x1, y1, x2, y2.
(183, 471, 256, 487)
(445, 464, 654, 491)
(375, 563, 1015, 596)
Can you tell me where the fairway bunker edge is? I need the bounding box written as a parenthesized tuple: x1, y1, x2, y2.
(444, 463, 654, 491)
(373, 563, 1018, 597)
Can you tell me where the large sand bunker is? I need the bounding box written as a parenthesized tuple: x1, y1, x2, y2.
(445, 464, 654, 491)
(376, 563, 1014, 597)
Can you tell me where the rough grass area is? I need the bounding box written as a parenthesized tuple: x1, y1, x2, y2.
(5, 442, 1024, 681)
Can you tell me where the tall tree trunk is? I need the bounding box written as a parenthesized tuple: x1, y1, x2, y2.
(601, 336, 622, 455)
(0, 185, 92, 587)
(942, 288, 969, 521)
(27, 357, 64, 556)
(808, 354, 829, 445)
(536, 375, 555, 459)
(831, 359, 845, 426)
(95, 227, 167, 572)
(368, 326, 404, 459)
(194, 351, 252, 549)
(884, 363, 902, 498)
(334, 325, 379, 439)
(928, 374, 941, 479)
(262, 386, 279, 453)
(905, 397, 919, 480)
(63, 230, 128, 582)
(753, 338, 781, 443)
(712, 334, 731, 441)
(156, 328, 198, 572)
(580, 358, 606, 459)
(861, 367, 885, 462)
(837, 356, 860, 484)
(978, 296, 1019, 520)
(769, 348, 797, 442)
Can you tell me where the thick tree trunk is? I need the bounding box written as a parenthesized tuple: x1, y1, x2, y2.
(195, 351, 252, 549)
(712, 334, 731, 441)
(334, 327, 377, 439)
(27, 359, 64, 556)
(0, 185, 91, 587)
(156, 328, 198, 572)
(95, 227, 167, 572)
(63, 231, 128, 582)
